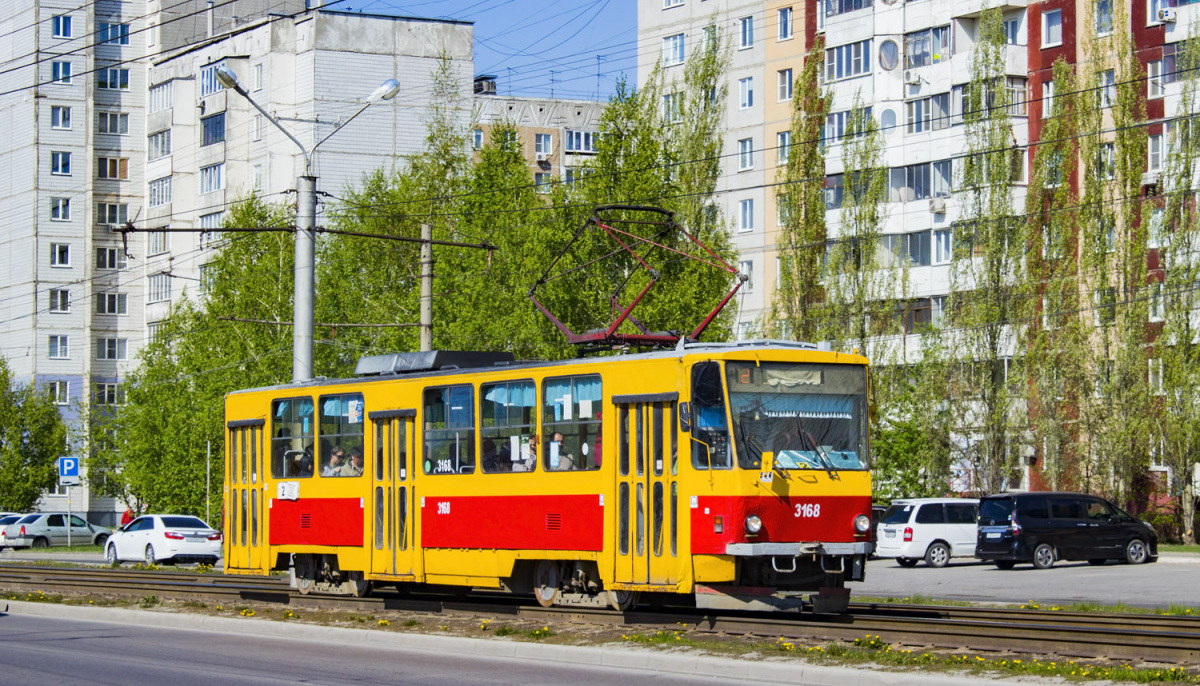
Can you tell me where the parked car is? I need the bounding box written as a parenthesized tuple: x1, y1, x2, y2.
(3, 513, 111, 549)
(875, 498, 980, 568)
(975, 492, 1158, 569)
(105, 514, 222, 566)
(0, 514, 24, 549)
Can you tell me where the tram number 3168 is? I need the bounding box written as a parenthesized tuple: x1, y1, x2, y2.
(436, 501, 450, 515)
(794, 503, 821, 518)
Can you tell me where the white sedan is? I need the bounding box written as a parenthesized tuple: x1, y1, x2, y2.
(106, 515, 222, 566)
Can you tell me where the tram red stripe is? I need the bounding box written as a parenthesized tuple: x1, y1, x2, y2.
(421, 494, 604, 551)
(690, 495, 871, 554)
(270, 497, 364, 546)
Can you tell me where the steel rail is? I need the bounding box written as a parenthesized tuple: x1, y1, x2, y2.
(2, 565, 1197, 664)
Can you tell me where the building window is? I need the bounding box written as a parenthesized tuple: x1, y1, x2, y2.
(824, 108, 873, 145)
(663, 0, 683, 7)
(51, 151, 71, 175)
(1098, 142, 1115, 179)
(97, 203, 128, 226)
(663, 33, 685, 66)
(778, 7, 793, 40)
(97, 68, 129, 90)
(51, 243, 70, 267)
(472, 128, 483, 150)
(49, 289, 70, 313)
(1004, 17, 1021, 45)
(777, 131, 791, 166)
(825, 39, 872, 81)
(1095, 287, 1117, 326)
(98, 22, 130, 44)
(149, 177, 172, 207)
(738, 199, 754, 232)
(51, 106, 71, 129)
(200, 264, 214, 293)
(738, 138, 754, 170)
(889, 161, 952, 202)
(1095, 0, 1113, 36)
(201, 113, 225, 146)
(96, 247, 127, 270)
(148, 82, 172, 113)
(1148, 61, 1164, 98)
(148, 274, 172, 303)
(50, 197, 70, 221)
(1150, 0, 1169, 24)
(95, 383, 125, 406)
(824, 175, 844, 209)
(904, 26, 951, 69)
(1042, 9, 1063, 48)
(534, 172, 552, 194)
(663, 92, 682, 123)
(777, 68, 793, 101)
(565, 130, 598, 153)
(1042, 80, 1055, 118)
(199, 62, 225, 96)
(534, 133, 552, 155)
(97, 111, 128, 134)
(1149, 282, 1165, 322)
(52, 61, 72, 83)
(200, 211, 224, 231)
(147, 322, 163, 343)
(253, 63, 264, 90)
(96, 338, 128, 361)
(52, 15, 72, 38)
(48, 335, 69, 359)
(200, 164, 224, 194)
(1098, 70, 1115, 108)
(1149, 134, 1163, 172)
(738, 260, 754, 293)
(147, 130, 171, 160)
(739, 77, 754, 109)
(148, 230, 170, 257)
(1149, 358, 1164, 395)
(49, 381, 69, 406)
(96, 292, 127, 315)
(933, 228, 953, 264)
(825, 0, 871, 18)
(739, 16, 753, 49)
(97, 157, 128, 180)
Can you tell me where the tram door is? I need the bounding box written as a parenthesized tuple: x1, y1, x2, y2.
(225, 419, 265, 572)
(369, 410, 419, 579)
(614, 395, 678, 586)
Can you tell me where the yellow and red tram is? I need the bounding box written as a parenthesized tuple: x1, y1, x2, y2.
(223, 341, 874, 612)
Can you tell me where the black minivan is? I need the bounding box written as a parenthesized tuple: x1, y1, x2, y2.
(975, 492, 1158, 569)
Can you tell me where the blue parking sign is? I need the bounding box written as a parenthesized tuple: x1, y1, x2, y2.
(58, 457, 80, 485)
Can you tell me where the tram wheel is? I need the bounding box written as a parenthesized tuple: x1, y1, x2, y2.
(294, 554, 316, 595)
(347, 572, 371, 597)
(608, 589, 640, 612)
(533, 560, 560, 608)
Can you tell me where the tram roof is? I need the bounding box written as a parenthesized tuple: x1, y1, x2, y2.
(227, 339, 865, 397)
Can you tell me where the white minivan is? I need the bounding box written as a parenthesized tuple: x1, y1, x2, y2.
(875, 498, 980, 568)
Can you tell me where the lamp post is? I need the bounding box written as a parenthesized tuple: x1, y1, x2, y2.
(215, 65, 400, 383)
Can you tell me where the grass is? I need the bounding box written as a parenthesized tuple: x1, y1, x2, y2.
(1159, 544, 1200, 554)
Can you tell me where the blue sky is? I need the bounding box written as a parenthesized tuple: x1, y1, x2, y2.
(345, 0, 638, 101)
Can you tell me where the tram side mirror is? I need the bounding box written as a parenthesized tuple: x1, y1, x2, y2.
(679, 402, 692, 432)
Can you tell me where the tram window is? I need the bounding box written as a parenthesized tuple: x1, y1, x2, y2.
(652, 482, 664, 557)
(542, 375, 602, 472)
(397, 421, 408, 481)
(229, 430, 240, 485)
(618, 483, 629, 555)
(375, 421, 386, 481)
(481, 380, 537, 473)
(228, 491, 237, 547)
(670, 482, 678, 557)
(319, 393, 365, 477)
(240, 489, 248, 547)
(652, 405, 664, 476)
(423, 385, 475, 475)
(374, 487, 385, 550)
(387, 488, 394, 551)
(250, 427, 258, 484)
(690, 362, 732, 470)
(398, 486, 408, 551)
(635, 483, 645, 555)
(635, 406, 644, 476)
(240, 427, 248, 483)
(251, 488, 258, 547)
(670, 404, 678, 476)
(618, 406, 629, 476)
(271, 397, 315, 478)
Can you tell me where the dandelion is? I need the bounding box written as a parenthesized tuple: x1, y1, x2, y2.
(378, 619, 390, 627)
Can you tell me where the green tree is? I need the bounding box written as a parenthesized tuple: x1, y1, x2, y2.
(0, 358, 68, 511)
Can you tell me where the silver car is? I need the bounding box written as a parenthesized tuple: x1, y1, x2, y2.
(0, 514, 24, 549)
(3, 513, 112, 549)
(105, 515, 222, 566)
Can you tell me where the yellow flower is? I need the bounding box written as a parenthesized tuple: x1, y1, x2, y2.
(378, 619, 390, 626)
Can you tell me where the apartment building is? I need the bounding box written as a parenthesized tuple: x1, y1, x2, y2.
(471, 75, 607, 193)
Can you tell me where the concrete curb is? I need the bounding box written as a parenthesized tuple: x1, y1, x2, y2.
(1, 600, 1028, 685)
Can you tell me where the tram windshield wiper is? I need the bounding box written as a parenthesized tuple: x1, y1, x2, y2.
(795, 416, 839, 480)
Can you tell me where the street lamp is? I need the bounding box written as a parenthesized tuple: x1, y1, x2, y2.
(215, 64, 400, 383)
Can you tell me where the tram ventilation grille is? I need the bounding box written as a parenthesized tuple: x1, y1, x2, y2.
(300, 513, 312, 529)
(545, 513, 562, 532)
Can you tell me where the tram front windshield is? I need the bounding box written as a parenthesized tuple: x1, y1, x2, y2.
(725, 361, 868, 471)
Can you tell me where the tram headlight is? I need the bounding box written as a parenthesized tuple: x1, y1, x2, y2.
(853, 514, 871, 534)
(745, 515, 763, 534)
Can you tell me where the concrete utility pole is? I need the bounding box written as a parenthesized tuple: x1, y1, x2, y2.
(420, 223, 433, 351)
(215, 65, 400, 382)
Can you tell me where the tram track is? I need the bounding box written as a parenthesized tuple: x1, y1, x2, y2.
(2, 564, 1197, 665)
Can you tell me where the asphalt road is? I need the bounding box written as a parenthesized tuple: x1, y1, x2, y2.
(855, 554, 1200, 608)
(0, 613, 750, 686)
